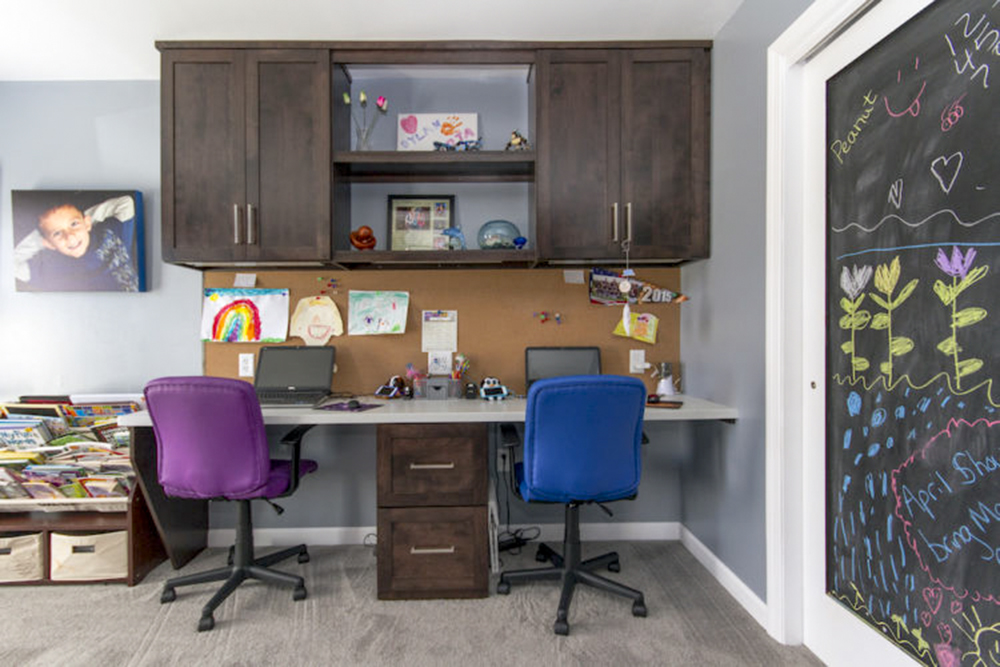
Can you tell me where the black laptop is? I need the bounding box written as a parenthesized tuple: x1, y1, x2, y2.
(253, 346, 335, 407)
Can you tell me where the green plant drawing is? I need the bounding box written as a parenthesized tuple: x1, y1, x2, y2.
(869, 256, 918, 387)
(933, 246, 988, 390)
(839, 264, 873, 382)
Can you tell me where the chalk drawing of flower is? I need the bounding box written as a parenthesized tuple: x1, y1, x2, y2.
(839, 264, 873, 380)
(933, 246, 988, 390)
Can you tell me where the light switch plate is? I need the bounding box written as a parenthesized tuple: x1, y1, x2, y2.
(629, 349, 647, 374)
(239, 353, 255, 377)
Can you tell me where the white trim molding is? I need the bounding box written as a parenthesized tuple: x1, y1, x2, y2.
(682, 527, 768, 629)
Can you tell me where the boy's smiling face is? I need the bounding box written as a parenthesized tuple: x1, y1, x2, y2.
(39, 205, 92, 258)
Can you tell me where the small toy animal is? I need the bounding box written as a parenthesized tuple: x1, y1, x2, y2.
(505, 130, 531, 151)
(441, 227, 467, 250)
(480, 377, 509, 401)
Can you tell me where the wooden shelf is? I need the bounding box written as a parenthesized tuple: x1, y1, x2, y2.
(333, 150, 535, 181)
(334, 248, 537, 268)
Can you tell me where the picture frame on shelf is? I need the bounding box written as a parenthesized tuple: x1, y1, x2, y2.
(388, 195, 456, 251)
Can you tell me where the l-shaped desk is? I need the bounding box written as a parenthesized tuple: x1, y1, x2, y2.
(121, 396, 737, 596)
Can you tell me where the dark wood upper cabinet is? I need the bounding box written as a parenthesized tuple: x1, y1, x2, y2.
(536, 48, 710, 261)
(161, 48, 331, 264)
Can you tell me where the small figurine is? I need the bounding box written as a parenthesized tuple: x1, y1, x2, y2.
(441, 227, 467, 250)
(480, 377, 509, 401)
(375, 375, 407, 398)
(505, 130, 531, 151)
(350, 225, 376, 250)
(455, 138, 482, 151)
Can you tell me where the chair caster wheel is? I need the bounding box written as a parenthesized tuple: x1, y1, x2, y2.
(298, 551, 310, 564)
(535, 551, 549, 563)
(632, 600, 647, 617)
(608, 560, 620, 573)
(497, 580, 511, 595)
(554, 620, 569, 636)
(198, 615, 215, 632)
(227, 546, 235, 566)
(293, 585, 307, 601)
(160, 587, 176, 604)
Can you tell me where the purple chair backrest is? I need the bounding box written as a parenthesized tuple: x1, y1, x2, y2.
(144, 376, 270, 499)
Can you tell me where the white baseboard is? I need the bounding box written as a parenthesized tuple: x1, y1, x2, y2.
(207, 526, 376, 548)
(681, 526, 768, 630)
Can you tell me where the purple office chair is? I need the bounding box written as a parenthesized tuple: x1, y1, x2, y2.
(144, 376, 318, 632)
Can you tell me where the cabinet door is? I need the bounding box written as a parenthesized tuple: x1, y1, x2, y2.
(246, 50, 331, 261)
(620, 49, 710, 259)
(162, 50, 247, 262)
(536, 50, 621, 260)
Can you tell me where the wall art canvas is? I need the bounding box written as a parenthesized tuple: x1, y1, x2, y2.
(200, 288, 289, 343)
(12, 190, 146, 292)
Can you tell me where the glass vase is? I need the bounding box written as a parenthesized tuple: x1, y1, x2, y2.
(355, 125, 374, 151)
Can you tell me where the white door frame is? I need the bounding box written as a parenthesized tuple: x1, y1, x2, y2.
(765, 0, 934, 657)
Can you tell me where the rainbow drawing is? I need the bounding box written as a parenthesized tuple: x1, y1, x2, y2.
(212, 298, 261, 342)
(200, 288, 290, 343)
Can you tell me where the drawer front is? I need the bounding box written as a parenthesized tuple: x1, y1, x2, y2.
(377, 424, 487, 507)
(377, 506, 488, 599)
(50, 530, 128, 581)
(0, 533, 44, 582)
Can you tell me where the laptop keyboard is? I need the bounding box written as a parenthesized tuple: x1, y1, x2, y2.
(256, 391, 327, 405)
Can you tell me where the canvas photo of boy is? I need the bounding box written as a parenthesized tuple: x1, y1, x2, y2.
(12, 190, 146, 292)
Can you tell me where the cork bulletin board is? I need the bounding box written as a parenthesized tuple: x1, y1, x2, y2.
(203, 267, 682, 396)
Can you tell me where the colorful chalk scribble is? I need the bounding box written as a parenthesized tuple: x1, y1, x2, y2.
(200, 288, 289, 343)
(826, 1, 1000, 663)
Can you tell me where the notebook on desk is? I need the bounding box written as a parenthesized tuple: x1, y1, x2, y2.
(253, 346, 336, 407)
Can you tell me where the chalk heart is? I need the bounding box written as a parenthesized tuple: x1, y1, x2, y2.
(400, 115, 418, 135)
(937, 621, 953, 645)
(931, 152, 963, 194)
(951, 600, 963, 615)
(891, 418, 1000, 602)
(921, 610, 933, 627)
(924, 586, 944, 614)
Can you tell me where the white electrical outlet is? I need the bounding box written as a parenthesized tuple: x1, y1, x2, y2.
(629, 349, 647, 374)
(239, 353, 255, 377)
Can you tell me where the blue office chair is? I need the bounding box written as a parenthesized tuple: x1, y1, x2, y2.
(497, 375, 647, 635)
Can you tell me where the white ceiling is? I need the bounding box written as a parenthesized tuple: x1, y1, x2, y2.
(2, 0, 744, 81)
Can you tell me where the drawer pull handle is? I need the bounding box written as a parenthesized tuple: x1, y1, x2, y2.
(0, 547, 10, 556)
(410, 546, 456, 555)
(72, 545, 96, 554)
(409, 462, 455, 470)
(233, 204, 242, 245)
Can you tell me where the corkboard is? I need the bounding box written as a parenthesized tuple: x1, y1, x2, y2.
(203, 268, 681, 396)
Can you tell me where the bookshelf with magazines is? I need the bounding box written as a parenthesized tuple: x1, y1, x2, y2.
(0, 397, 165, 585)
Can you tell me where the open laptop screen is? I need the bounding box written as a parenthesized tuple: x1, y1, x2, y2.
(254, 346, 335, 391)
(525, 346, 601, 390)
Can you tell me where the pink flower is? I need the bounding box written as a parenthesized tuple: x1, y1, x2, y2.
(376, 96, 388, 111)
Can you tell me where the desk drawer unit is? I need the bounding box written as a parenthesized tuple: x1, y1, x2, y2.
(376, 423, 488, 599)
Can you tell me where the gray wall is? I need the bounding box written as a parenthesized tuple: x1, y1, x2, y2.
(0, 82, 203, 395)
(680, 0, 816, 600)
(0, 80, 686, 531)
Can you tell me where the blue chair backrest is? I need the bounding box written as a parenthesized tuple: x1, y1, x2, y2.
(144, 376, 271, 499)
(521, 375, 646, 503)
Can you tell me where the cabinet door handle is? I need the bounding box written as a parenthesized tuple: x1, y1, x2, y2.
(611, 202, 620, 242)
(625, 202, 633, 243)
(410, 546, 456, 555)
(232, 204, 242, 245)
(409, 462, 456, 470)
(246, 204, 256, 245)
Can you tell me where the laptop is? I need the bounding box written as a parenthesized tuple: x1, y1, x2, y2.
(253, 346, 336, 407)
(524, 346, 601, 390)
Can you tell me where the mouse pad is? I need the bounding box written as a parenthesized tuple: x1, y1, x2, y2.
(315, 401, 382, 412)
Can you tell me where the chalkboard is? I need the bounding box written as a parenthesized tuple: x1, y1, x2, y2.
(827, 1, 1000, 664)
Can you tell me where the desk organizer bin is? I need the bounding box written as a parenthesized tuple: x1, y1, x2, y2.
(0, 532, 44, 582)
(50, 530, 128, 581)
(414, 377, 461, 400)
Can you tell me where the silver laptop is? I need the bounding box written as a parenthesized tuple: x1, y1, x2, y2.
(253, 346, 335, 407)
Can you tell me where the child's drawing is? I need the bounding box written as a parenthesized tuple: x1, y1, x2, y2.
(200, 288, 289, 343)
(348, 290, 409, 335)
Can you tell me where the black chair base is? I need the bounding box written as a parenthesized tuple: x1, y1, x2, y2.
(497, 503, 646, 635)
(160, 499, 309, 631)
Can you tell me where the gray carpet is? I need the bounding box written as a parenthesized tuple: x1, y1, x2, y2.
(0, 541, 821, 666)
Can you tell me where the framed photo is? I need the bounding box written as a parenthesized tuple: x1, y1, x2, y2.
(11, 189, 146, 292)
(388, 195, 455, 251)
